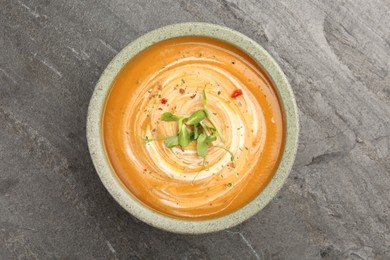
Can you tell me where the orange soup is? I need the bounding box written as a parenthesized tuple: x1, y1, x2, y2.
(102, 36, 285, 219)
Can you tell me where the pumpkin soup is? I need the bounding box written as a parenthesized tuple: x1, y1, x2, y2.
(102, 36, 285, 219)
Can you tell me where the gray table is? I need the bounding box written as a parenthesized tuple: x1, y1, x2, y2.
(1, 0, 389, 259)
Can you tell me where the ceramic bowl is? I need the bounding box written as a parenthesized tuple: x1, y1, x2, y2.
(86, 23, 299, 234)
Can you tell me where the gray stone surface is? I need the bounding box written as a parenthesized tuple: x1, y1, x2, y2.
(0, 0, 389, 259)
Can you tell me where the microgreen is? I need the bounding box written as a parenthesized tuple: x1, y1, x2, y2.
(142, 85, 234, 170)
(179, 124, 191, 147)
(196, 133, 208, 158)
(205, 135, 217, 143)
(202, 87, 208, 108)
(194, 124, 199, 140)
(178, 118, 184, 133)
(164, 136, 179, 148)
(202, 87, 224, 140)
(199, 121, 211, 136)
(200, 120, 215, 131)
(161, 112, 180, 121)
(186, 110, 206, 125)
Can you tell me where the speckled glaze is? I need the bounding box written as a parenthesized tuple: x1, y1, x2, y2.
(86, 23, 299, 234)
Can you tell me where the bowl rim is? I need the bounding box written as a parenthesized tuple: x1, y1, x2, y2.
(86, 22, 299, 234)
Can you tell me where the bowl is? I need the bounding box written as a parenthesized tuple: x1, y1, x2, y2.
(86, 22, 299, 234)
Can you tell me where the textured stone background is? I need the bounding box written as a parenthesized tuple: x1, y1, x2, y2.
(1, 0, 389, 259)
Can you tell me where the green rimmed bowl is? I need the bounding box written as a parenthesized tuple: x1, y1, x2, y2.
(86, 23, 299, 234)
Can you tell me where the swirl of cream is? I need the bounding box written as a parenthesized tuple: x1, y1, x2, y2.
(121, 55, 267, 216)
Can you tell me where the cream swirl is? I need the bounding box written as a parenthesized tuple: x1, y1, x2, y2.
(124, 59, 265, 215)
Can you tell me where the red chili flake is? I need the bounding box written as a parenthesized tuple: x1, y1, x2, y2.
(161, 98, 168, 104)
(231, 89, 243, 98)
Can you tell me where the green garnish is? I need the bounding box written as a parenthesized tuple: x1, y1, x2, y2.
(194, 124, 199, 140)
(178, 118, 184, 134)
(202, 87, 224, 140)
(196, 133, 208, 158)
(199, 120, 212, 136)
(202, 87, 208, 108)
(200, 120, 215, 131)
(186, 110, 206, 125)
(179, 124, 191, 147)
(164, 136, 179, 148)
(206, 135, 217, 143)
(161, 112, 180, 121)
(142, 85, 234, 169)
